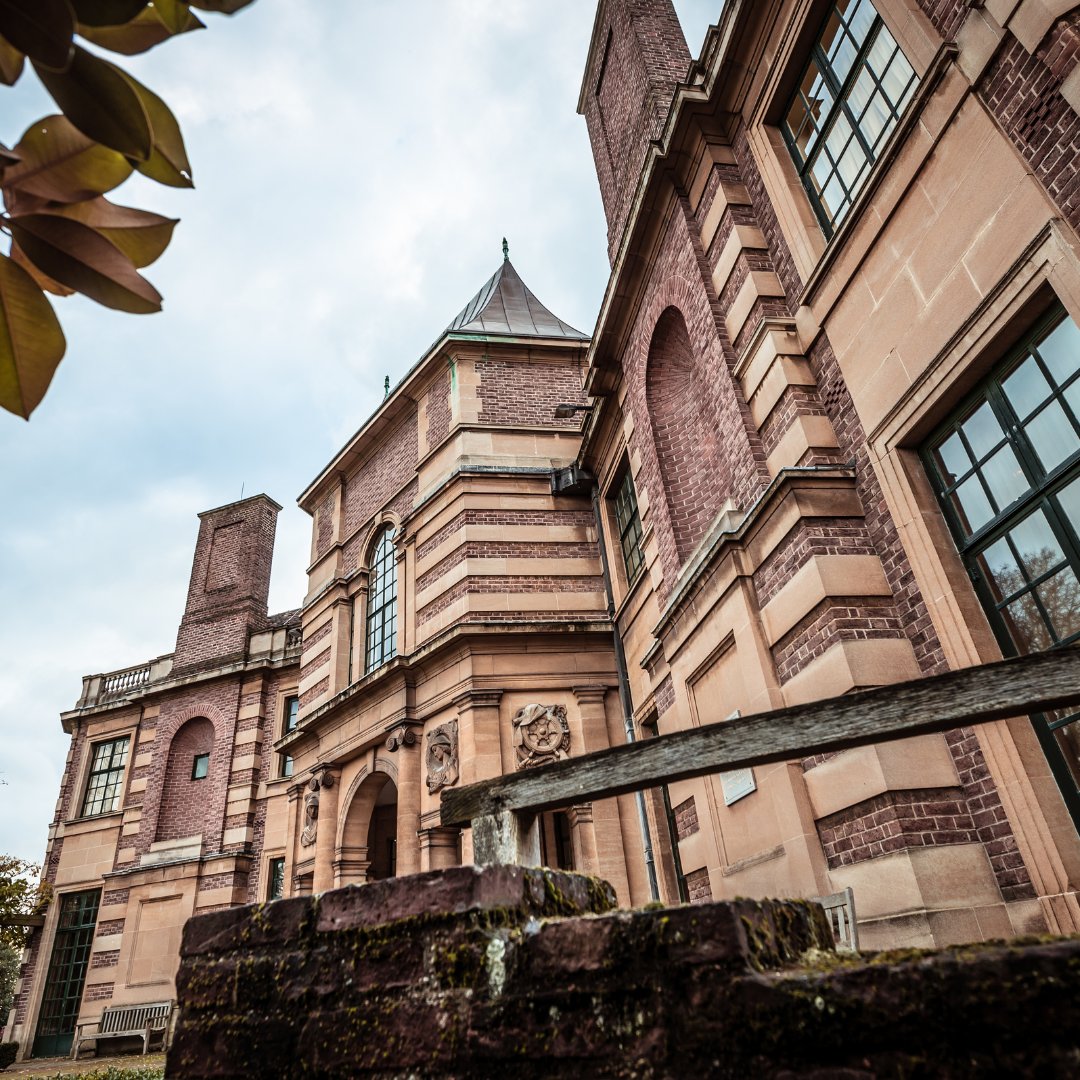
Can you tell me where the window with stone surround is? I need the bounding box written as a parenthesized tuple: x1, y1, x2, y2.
(283, 694, 299, 734)
(613, 468, 645, 585)
(267, 857, 285, 901)
(782, 0, 917, 236)
(79, 736, 129, 817)
(365, 526, 398, 674)
(924, 306, 1080, 827)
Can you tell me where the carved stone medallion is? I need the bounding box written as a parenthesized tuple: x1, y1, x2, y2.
(512, 703, 570, 770)
(426, 720, 459, 793)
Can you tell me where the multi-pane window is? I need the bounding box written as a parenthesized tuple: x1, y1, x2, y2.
(267, 857, 285, 901)
(924, 307, 1080, 827)
(783, 0, 917, 235)
(191, 753, 209, 780)
(613, 469, 645, 584)
(279, 754, 293, 779)
(79, 737, 129, 817)
(365, 526, 398, 674)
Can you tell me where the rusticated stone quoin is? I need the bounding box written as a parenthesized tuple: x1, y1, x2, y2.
(167, 866, 1080, 1078)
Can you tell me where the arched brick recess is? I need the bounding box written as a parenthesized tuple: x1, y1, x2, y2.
(140, 701, 233, 857)
(155, 717, 215, 843)
(646, 306, 723, 562)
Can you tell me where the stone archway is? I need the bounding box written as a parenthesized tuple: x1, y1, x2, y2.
(336, 772, 398, 885)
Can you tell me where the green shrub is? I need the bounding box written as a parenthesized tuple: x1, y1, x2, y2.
(0, 1042, 17, 1071)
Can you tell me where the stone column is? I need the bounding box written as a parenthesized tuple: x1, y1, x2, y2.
(455, 690, 503, 866)
(567, 804, 599, 875)
(573, 684, 630, 899)
(311, 767, 341, 895)
(386, 725, 422, 877)
(284, 783, 303, 898)
(420, 827, 461, 871)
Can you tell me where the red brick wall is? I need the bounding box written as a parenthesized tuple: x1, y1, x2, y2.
(427, 367, 451, 447)
(581, 0, 691, 260)
(155, 716, 216, 843)
(673, 795, 698, 840)
(915, 0, 970, 42)
(341, 414, 418, 539)
(416, 541, 597, 594)
(684, 865, 712, 903)
(645, 306, 727, 561)
(417, 510, 594, 561)
(476, 358, 585, 427)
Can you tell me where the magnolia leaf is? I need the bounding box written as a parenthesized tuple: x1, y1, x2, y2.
(0, 251, 66, 419)
(0, 0, 75, 71)
(122, 73, 193, 187)
(77, 3, 204, 55)
(0, 35, 24, 84)
(2, 114, 132, 202)
(11, 241, 75, 297)
(186, 0, 256, 13)
(147, 0, 194, 35)
(33, 46, 152, 161)
(44, 197, 178, 267)
(69, 0, 153, 28)
(0, 141, 19, 168)
(10, 213, 162, 313)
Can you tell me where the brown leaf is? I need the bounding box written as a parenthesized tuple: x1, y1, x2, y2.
(33, 45, 152, 161)
(187, 0, 256, 13)
(11, 241, 75, 297)
(0, 251, 67, 419)
(44, 197, 178, 267)
(0, 0, 75, 71)
(123, 72, 193, 187)
(77, 3, 204, 56)
(2, 114, 132, 202)
(69, 0, 152, 28)
(0, 34, 24, 84)
(10, 212, 162, 313)
(0, 140, 19, 168)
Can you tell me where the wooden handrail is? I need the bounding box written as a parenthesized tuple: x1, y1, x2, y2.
(440, 647, 1080, 863)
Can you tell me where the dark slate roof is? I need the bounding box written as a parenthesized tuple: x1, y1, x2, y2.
(445, 258, 588, 340)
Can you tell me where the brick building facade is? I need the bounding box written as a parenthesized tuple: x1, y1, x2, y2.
(9, 0, 1080, 1061)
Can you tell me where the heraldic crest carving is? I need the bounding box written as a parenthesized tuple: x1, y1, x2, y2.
(512, 703, 570, 769)
(426, 719, 459, 793)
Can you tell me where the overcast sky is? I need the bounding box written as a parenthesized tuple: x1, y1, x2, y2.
(0, 2, 718, 865)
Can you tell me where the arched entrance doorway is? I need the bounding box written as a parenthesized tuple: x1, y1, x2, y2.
(337, 772, 398, 885)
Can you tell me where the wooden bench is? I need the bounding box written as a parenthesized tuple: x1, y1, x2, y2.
(811, 887, 859, 952)
(72, 1000, 173, 1059)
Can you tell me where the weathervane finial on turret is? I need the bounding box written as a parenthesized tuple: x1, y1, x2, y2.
(384, 375, 390, 398)
(502, 237, 509, 261)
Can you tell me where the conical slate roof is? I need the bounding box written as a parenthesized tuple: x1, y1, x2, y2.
(445, 257, 588, 340)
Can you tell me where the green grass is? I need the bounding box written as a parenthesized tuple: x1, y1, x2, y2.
(36, 1069, 164, 1080)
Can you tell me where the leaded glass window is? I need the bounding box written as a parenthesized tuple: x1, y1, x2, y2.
(783, 0, 917, 235)
(613, 470, 645, 584)
(924, 307, 1080, 828)
(79, 736, 129, 817)
(365, 526, 398, 674)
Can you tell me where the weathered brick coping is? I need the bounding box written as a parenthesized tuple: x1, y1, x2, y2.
(169, 867, 1080, 1077)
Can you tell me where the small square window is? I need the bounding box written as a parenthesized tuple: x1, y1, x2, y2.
(191, 753, 210, 780)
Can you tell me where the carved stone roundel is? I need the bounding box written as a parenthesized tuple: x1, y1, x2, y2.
(512, 703, 570, 770)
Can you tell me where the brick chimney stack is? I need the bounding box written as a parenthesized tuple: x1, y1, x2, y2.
(578, 0, 691, 263)
(173, 494, 281, 672)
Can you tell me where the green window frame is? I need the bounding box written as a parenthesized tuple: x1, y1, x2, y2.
(782, 0, 917, 236)
(79, 736, 129, 817)
(924, 306, 1080, 829)
(613, 469, 645, 585)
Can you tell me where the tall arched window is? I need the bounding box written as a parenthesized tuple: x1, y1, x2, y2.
(365, 526, 398, 674)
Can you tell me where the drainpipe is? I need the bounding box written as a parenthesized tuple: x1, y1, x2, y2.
(588, 484, 661, 903)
